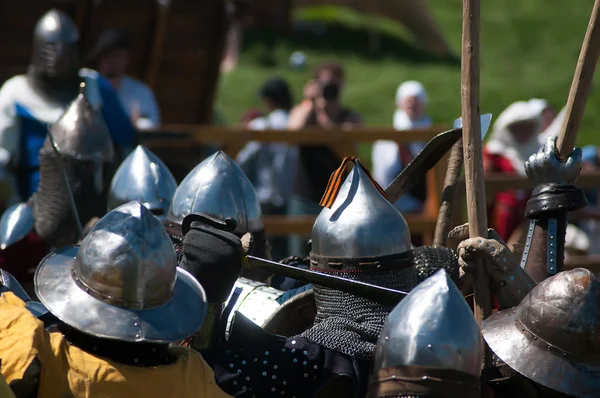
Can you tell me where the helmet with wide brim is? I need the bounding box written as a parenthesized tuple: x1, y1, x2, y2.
(35, 246, 207, 343)
(482, 308, 600, 397)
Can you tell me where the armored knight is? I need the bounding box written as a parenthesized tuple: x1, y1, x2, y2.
(0, 9, 135, 203)
(454, 137, 589, 397)
(0, 201, 231, 398)
(368, 269, 482, 398)
(107, 145, 178, 219)
(198, 158, 458, 397)
(165, 150, 270, 281)
(0, 85, 115, 290)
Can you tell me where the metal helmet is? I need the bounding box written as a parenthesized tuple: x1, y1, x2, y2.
(108, 145, 177, 220)
(30, 9, 80, 79)
(34, 201, 207, 343)
(370, 269, 483, 397)
(42, 82, 115, 163)
(373, 269, 482, 374)
(482, 268, 600, 397)
(311, 159, 412, 263)
(0, 203, 34, 250)
(166, 150, 263, 235)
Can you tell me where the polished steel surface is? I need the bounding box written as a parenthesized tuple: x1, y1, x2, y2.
(108, 145, 177, 219)
(373, 269, 482, 376)
(34, 9, 79, 43)
(35, 201, 207, 343)
(482, 268, 600, 397)
(224, 277, 283, 338)
(0, 203, 34, 250)
(167, 151, 263, 233)
(312, 162, 412, 258)
(43, 83, 115, 163)
(525, 135, 582, 185)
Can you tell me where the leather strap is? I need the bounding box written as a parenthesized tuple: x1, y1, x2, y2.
(320, 157, 387, 208)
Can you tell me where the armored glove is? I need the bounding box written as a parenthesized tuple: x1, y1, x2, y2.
(451, 223, 536, 309)
(525, 136, 581, 185)
(179, 213, 247, 304)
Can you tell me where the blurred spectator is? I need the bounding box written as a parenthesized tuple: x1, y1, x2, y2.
(236, 78, 297, 260)
(87, 29, 160, 130)
(241, 108, 265, 128)
(371, 80, 432, 214)
(538, 105, 565, 144)
(529, 98, 557, 135)
(287, 62, 362, 255)
(484, 101, 541, 241)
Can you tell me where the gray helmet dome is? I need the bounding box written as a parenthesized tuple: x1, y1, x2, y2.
(311, 161, 411, 259)
(482, 268, 600, 397)
(167, 150, 263, 234)
(34, 9, 79, 44)
(44, 82, 115, 163)
(108, 145, 177, 220)
(35, 201, 207, 343)
(31, 9, 80, 79)
(373, 269, 482, 376)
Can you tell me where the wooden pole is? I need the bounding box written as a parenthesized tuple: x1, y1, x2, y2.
(433, 141, 463, 247)
(146, 0, 171, 91)
(461, 0, 493, 336)
(557, 0, 600, 157)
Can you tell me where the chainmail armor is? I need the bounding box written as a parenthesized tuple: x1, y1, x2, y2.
(413, 246, 460, 286)
(33, 151, 109, 247)
(298, 247, 459, 360)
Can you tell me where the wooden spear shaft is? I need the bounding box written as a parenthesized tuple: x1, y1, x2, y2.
(461, 0, 493, 334)
(557, 0, 600, 157)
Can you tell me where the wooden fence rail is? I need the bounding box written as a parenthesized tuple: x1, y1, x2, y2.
(140, 126, 600, 255)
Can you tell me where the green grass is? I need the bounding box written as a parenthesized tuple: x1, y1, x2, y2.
(216, 0, 599, 163)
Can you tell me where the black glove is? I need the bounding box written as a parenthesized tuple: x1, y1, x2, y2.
(179, 213, 245, 304)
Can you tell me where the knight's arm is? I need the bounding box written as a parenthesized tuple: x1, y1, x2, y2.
(521, 136, 587, 283)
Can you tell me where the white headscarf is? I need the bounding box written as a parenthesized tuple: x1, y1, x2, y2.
(486, 101, 542, 174)
(393, 81, 432, 131)
(538, 105, 565, 144)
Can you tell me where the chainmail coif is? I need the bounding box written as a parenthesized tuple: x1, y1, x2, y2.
(33, 151, 110, 248)
(297, 246, 459, 360)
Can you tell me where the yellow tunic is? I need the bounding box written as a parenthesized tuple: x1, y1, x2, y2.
(0, 292, 232, 398)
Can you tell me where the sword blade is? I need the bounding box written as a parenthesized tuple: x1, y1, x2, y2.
(245, 256, 406, 306)
(385, 113, 492, 204)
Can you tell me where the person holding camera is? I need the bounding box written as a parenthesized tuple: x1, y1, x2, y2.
(287, 62, 362, 255)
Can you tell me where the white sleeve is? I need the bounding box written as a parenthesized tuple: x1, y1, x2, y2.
(371, 140, 401, 187)
(0, 81, 21, 165)
(140, 83, 161, 127)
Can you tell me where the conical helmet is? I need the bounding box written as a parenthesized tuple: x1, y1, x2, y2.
(166, 150, 263, 235)
(310, 158, 412, 269)
(482, 268, 600, 397)
(31, 9, 79, 79)
(108, 145, 177, 220)
(42, 82, 115, 163)
(370, 269, 482, 398)
(35, 201, 207, 343)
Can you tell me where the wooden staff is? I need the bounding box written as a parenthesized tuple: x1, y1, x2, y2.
(146, 0, 171, 91)
(461, 0, 493, 336)
(557, 0, 600, 157)
(433, 141, 463, 247)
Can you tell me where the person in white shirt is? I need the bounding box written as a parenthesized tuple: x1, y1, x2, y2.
(372, 80, 432, 214)
(236, 77, 297, 259)
(87, 29, 161, 130)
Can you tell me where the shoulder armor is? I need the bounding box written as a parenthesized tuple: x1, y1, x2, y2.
(0, 203, 34, 250)
(1, 268, 31, 302)
(225, 277, 283, 338)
